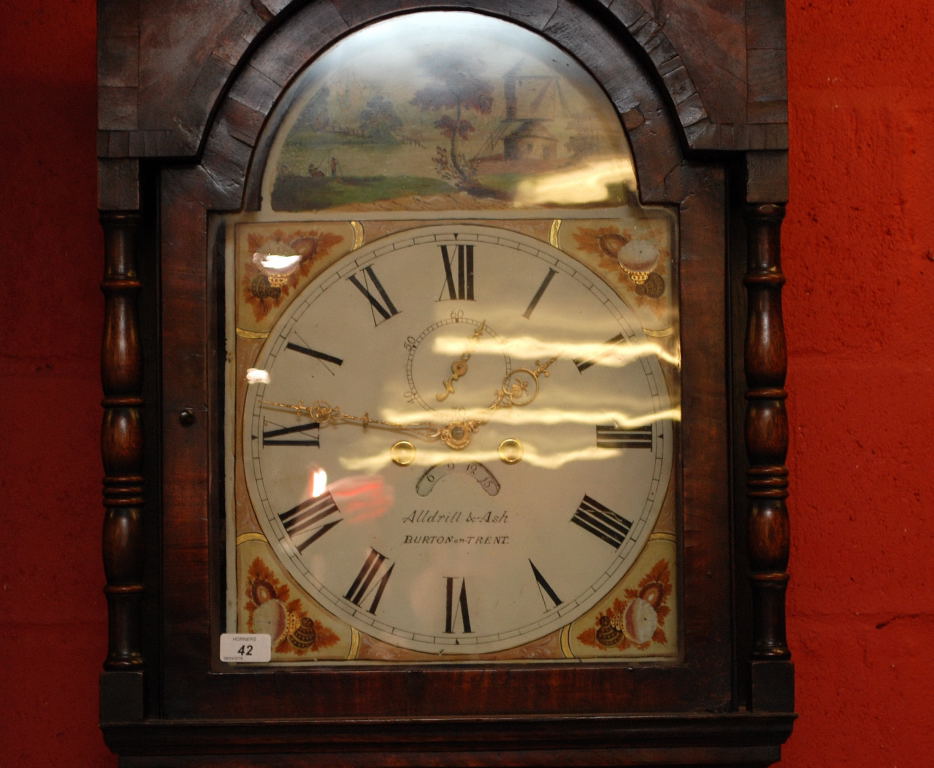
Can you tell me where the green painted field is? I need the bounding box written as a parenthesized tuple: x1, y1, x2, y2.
(271, 174, 456, 210)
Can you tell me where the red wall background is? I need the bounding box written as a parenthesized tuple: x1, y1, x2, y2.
(0, 1, 931, 765)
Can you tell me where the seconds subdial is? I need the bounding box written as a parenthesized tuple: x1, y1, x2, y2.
(404, 312, 511, 414)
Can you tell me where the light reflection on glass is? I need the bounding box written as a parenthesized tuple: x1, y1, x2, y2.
(432, 335, 680, 367)
(382, 406, 681, 429)
(328, 475, 394, 524)
(245, 368, 271, 384)
(252, 252, 301, 288)
(513, 158, 637, 207)
(342, 442, 651, 474)
(254, 252, 301, 269)
(309, 467, 328, 498)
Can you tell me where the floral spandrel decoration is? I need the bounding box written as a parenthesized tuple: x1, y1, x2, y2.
(243, 229, 344, 321)
(244, 557, 339, 655)
(572, 225, 667, 299)
(577, 559, 672, 651)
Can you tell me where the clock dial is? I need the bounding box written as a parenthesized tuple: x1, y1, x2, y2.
(242, 224, 674, 654)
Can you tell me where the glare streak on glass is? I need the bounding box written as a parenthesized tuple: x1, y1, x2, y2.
(245, 368, 271, 384)
(310, 468, 328, 498)
(513, 158, 637, 206)
(257, 254, 301, 269)
(382, 407, 682, 428)
(431, 336, 681, 368)
(341, 443, 655, 474)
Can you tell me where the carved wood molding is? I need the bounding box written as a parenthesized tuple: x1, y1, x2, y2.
(743, 203, 790, 661)
(97, 0, 786, 166)
(101, 211, 145, 670)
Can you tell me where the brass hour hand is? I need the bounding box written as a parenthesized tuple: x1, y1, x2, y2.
(262, 399, 439, 438)
(261, 399, 483, 451)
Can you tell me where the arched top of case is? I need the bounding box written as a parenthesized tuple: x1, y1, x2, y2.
(97, 0, 787, 210)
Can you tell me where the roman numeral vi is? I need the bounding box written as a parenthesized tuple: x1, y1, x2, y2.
(443, 576, 472, 634)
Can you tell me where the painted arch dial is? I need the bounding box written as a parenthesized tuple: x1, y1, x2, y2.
(243, 225, 674, 654)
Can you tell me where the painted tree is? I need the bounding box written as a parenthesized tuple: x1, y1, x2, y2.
(411, 55, 494, 188)
(359, 95, 403, 142)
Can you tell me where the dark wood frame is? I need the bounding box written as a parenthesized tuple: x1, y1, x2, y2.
(98, 1, 793, 765)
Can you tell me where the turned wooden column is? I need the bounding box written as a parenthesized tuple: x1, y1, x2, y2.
(101, 211, 145, 670)
(744, 203, 791, 660)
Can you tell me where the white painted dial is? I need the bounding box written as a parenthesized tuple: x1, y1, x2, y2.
(242, 224, 674, 654)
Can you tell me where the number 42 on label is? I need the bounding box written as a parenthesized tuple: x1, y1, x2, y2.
(219, 633, 272, 663)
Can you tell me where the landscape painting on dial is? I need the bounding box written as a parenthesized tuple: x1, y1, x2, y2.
(268, 12, 638, 213)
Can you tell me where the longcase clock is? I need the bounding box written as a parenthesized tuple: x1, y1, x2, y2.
(98, 1, 794, 765)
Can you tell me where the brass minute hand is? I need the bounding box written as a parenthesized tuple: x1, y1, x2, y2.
(261, 399, 483, 451)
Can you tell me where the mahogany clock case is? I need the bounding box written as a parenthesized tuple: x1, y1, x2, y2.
(97, 1, 793, 765)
